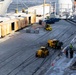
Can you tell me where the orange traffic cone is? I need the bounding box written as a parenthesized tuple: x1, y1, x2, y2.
(51, 60, 56, 66)
(51, 62, 54, 66)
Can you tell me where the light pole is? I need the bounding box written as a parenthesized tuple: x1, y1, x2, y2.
(54, 2, 56, 16)
(43, 0, 45, 20)
(17, 0, 18, 10)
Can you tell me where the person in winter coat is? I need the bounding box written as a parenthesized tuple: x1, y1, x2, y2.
(66, 49, 68, 58)
(69, 44, 74, 58)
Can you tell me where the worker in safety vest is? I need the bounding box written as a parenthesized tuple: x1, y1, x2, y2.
(70, 44, 73, 50)
(69, 44, 74, 58)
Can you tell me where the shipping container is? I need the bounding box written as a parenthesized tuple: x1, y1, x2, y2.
(31, 14, 36, 24)
(14, 19, 20, 31)
(26, 14, 36, 24)
(0, 12, 36, 38)
(18, 17, 25, 28)
(1, 24, 7, 37)
(0, 26, 1, 38)
(6, 23, 10, 34)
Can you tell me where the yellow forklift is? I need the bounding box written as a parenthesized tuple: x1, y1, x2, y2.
(47, 39, 63, 49)
(35, 46, 49, 58)
(45, 24, 52, 31)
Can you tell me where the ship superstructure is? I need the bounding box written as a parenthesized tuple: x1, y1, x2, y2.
(50, 0, 74, 19)
(0, 0, 12, 15)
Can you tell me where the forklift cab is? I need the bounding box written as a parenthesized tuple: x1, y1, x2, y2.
(40, 46, 48, 51)
(52, 39, 59, 44)
(45, 24, 52, 31)
(36, 46, 49, 58)
(45, 24, 50, 28)
(48, 39, 63, 49)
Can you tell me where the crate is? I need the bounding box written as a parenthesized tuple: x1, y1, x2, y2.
(26, 28, 31, 33)
(34, 28, 39, 34)
(14, 19, 20, 31)
(30, 29, 35, 33)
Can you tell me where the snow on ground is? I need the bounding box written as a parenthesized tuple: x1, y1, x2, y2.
(45, 54, 76, 75)
(45, 36, 76, 75)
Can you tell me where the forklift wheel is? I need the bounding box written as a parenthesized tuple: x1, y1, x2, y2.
(47, 43, 50, 47)
(57, 46, 61, 49)
(47, 51, 49, 55)
(35, 53, 38, 57)
(42, 53, 45, 58)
